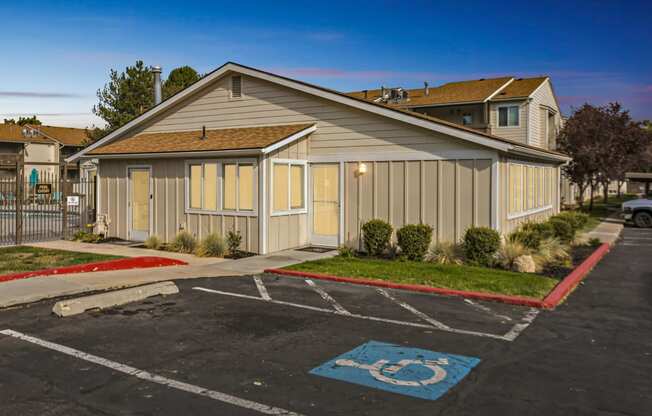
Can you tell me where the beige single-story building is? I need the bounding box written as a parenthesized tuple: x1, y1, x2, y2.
(69, 62, 569, 254)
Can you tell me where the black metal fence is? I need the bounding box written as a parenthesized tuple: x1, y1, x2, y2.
(0, 170, 96, 245)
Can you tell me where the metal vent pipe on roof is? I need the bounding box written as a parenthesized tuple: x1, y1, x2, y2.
(424, 81, 429, 96)
(153, 65, 162, 105)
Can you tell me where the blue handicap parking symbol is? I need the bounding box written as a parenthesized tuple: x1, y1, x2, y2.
(310, 340, 480, 400)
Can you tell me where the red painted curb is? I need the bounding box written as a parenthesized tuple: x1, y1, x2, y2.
(542, 243, 610, 309)
(264, 243, 611, 309)
(0, 256, 188, 283)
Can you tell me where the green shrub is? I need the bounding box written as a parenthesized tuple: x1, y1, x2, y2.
(553, 211, 589, 232)
(427, 241, 463, 265)
(196, 233, 226, 257)
(549, 218, 574, 243)
(533, 237, 571, 270)
(144, 235, 162, 250)
(72, 230, 102, 243)
(226, 230, 242, 255)
(172, 231, 197, 253)
(361, 219, 393, 256)
(396, 224, 433, 261)
(337, 245, 355, 258)
(510, 221, 555, 250)
(463, 226, 501, 267)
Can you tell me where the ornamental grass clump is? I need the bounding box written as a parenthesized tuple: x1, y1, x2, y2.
(172, 231, 197, 253)
(196, 233, 226, 257)
(144, 235, 162, 250)
(427, 241, 464, 265)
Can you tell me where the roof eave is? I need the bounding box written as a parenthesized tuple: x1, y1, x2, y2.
(87, 148, 263, 159)
(508, 145, 570, 163)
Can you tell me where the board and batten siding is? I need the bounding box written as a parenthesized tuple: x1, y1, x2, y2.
(132, 74, 493, 160)
(498, 157, 561, 234)
(98, 158, 259, 253)
(343, 159, 493, 248)
(266, 136, 310, 253)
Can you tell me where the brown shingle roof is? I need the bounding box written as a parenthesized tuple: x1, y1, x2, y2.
(491, 77, 548, 100)
(34, 125, 89, 146)
(0, 123, 89, 146)
(347, 77, 513, 106)
(88, 124, 315, 155)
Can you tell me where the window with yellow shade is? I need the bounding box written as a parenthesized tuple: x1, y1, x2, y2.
(508, 162, 554, 218)
(272, 160, 306, 214)
(223, 162, 254, 212)
(186, 160, 255, 213)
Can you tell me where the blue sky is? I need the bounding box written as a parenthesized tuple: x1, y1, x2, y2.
(1, 0, 651, 127)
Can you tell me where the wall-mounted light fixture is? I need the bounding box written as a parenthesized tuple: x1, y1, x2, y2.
(357, 162, 367, 175)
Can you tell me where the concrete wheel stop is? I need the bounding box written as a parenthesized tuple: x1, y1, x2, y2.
(52, 281, 179, 317)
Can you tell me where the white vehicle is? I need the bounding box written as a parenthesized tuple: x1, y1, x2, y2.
(622, 198, 652, 228)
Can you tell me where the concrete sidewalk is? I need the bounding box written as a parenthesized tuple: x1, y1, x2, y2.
(0, 245, 336, 309)
(27, 240, 223, 266)
(580, 213, 624, 246)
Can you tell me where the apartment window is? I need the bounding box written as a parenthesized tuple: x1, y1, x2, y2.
(187, 160, 255, 213)
(498, 105, 519, 127)
(508, 162, 554, 218)
(223, 162, 254, 211)
(188, 162, 218, 210)
(462, 114, 473, 125)
(231, 75, 242, 98)
(272, 160, 306, 214)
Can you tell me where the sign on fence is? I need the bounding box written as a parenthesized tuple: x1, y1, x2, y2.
(66, 195, 80, 206)
(35, 183, 52, 194)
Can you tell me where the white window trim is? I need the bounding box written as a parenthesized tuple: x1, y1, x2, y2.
(497, 104, 520, 128)
(506, 160, 553, 220)
(270, 159, 308, 217)
(184, 158, 257, 217)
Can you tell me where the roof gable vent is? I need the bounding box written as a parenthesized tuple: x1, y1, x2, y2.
(231, 75, 242, 98)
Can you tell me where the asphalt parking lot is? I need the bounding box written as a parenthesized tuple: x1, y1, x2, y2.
(1, 227, 651, 415)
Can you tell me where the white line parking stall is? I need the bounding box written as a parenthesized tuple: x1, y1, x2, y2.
(193, 274, 540, 342)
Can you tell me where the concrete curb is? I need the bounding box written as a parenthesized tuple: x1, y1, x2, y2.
(0, 257, 187, 284)
(264, 243, 612, 310)
(52, 281, 179, 317)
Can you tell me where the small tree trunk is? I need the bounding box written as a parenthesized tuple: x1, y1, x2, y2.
(603, 180, 609, 204)
(589, 182, 595, 211)
(617, 180, 623, 198)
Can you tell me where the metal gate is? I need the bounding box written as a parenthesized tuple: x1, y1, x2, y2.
(0, 159, 96, 245)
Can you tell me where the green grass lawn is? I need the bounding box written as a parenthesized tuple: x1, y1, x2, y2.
(284, 257, 559, 299)
(577, 194, 637, 232)
(0, 246, 123, 275)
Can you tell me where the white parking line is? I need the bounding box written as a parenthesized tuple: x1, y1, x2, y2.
(0, 329, 303, 416)
(464, 299, 513, 322)
(305, 279, 351, 315)
(193, 286, 517, 341)
(254, 276, 272, 301)
(502, 308, 540, 341)
(376, 288, 450, 330)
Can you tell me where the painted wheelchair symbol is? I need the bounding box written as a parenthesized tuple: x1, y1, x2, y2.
(335, 357, 449, 387)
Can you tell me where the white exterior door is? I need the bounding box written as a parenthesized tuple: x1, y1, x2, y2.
(311, 164, 340, 247)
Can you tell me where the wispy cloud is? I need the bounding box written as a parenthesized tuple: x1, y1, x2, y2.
(269, 66, 446, 81)
(306, 31, 345, 42)
(0, 91, 84, 98)
(0, 112, 92, 117)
